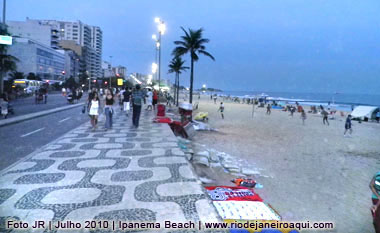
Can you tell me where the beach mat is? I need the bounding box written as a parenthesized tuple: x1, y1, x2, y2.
(205, 186, 263, 202)
(214, 201, 280, 220)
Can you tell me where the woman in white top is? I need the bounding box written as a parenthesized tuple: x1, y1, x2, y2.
(89, 92, 100, 130)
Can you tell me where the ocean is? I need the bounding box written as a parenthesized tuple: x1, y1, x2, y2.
(208, 91, 380, 111)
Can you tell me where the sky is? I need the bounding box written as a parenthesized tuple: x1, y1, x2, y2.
(6, 0, 380, 95)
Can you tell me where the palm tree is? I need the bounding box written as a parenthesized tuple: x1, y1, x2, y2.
(172, 27, 215, 104)
(168, 56, 189, 106)
(0, 27, 19, 94)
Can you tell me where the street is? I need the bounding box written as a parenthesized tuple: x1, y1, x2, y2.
(3, 93, 80, 118)
(0, 104, 87, 170)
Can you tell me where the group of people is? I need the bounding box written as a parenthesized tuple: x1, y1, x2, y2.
(144, 89, 158, 111)
(86, 84, 150, 131)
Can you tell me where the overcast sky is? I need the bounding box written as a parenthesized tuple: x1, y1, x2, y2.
(7, 0, 380, 94)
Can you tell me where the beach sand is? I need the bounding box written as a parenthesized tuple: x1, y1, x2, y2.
(190, 95, 380, 232)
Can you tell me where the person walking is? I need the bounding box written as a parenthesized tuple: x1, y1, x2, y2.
(344, 115, 353, 137)
(301, 109, 307, 125)
(145, 89, 153, 110)
(132, 84, 144, 128)
(0, 93, 9, 119)
(88, 92, 100, 131)
(153, 90, 158, 110)
(122, 87, 132, 117)
(376, 111, 380, 123)
(266, 104, 271, 115)
(322, 109, 329, 125)
(218, 102, 225, 119)
(104, 88, 114, 131)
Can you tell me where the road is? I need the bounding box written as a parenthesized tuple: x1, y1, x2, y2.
(5, 93, 82, 118)
(0, 105, 88, 170)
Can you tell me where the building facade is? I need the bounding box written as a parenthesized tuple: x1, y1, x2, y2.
(8, 38, 65, 80)
(113, 66, 127, 78)
(102, 61, 113, 78)
(7, 18, 103, 79)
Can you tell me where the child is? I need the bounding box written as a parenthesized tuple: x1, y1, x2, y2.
(266, 104, 271, 115)
(218, 102, 225, 119)
(344, 115, 353, 137)
(301, 109, 307, 125)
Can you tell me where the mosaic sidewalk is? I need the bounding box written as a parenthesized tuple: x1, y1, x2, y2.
(0, 110, 221, 233)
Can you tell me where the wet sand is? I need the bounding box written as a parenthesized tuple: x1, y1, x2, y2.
(191, 95, 380, 232)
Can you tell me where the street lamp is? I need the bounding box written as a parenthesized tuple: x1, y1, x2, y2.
(109, 56, 113, 89)
(154, 17, 165, 93)
(152, 62, 158, 74)
(152, 34, 159, 82)
(86, 71, 90, 90)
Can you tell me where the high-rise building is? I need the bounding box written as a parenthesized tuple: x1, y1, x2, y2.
(7, 18, 103, 78)
(8, 38, 65, 80)
(113, 66, 127, 78)
(102, 61, 112, 78)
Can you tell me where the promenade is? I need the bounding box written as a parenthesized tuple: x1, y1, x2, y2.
(0, 109, 220, 233)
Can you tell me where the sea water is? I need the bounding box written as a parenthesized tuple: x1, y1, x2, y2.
(211, 91, 380, 111)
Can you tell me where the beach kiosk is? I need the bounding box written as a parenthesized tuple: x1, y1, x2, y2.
(351, 106, 380, 121)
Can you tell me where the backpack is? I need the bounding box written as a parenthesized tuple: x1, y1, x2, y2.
(133, 91, 143, 105)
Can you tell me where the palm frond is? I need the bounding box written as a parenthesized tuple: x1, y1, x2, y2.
(198, 50, 215, 61)
(172, 46, 188, 57)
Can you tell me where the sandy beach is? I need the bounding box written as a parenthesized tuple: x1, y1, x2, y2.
(189, 94, 380, 232)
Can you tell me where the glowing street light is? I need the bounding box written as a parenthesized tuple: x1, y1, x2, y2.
(152, 62, 158, 74)
(154, 17, 166, 93)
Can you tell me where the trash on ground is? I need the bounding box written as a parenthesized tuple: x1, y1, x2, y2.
(199, 176, 214, 184)
(192, 120, 218, 131)
(194, 112, 209, 121)
(231, 178, 263, 189)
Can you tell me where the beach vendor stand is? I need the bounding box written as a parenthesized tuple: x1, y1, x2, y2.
(167, 102, 195, 138)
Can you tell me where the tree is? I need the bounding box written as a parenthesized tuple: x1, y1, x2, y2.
(9, 71, 25, 80)
(172, 27, 215, 104)
(26, 73, 41, 80)
(0, 26, 19, 94)
(79, 72, 89, 86)
(65, 76, 77, 90)
(168, 56, 189, 106)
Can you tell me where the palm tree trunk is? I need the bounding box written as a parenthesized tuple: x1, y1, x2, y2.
(177, 73, 179, 105)
(173, 74, 177, 106)
(189, 57, 194, 104)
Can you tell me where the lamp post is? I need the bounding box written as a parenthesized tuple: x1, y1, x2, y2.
(109, 56, 113, 89)
(154, 17, 165, 93)
(86, 71, 90, 91)
(152, 34, 159, 82)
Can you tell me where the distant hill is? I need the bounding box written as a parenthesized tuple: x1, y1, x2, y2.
(197, 87, 223, 92)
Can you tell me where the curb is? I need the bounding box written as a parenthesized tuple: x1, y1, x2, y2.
(0, 103, 84, 127)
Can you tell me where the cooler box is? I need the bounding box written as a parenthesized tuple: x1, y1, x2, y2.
(157, 104, 166, 117)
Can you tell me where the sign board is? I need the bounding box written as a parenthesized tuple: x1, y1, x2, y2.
(0, 35, 12, 45)
(117, 79, 123, 86)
